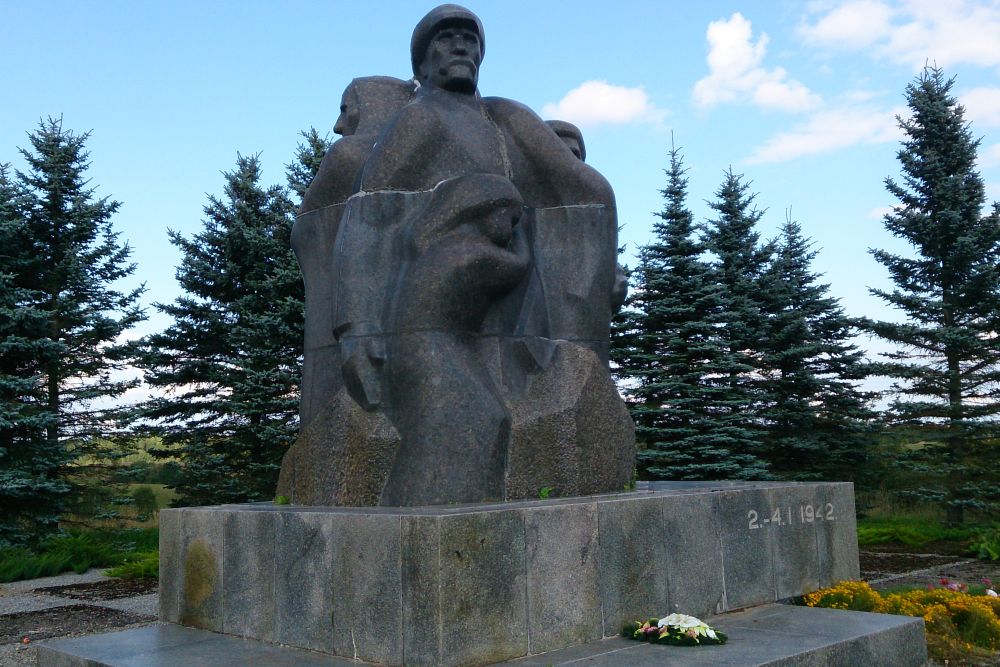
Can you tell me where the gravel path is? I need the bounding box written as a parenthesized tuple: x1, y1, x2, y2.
(0, 570, 108, 594)
(0, 570, 113, 618)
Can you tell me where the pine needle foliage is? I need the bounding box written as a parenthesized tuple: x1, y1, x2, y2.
(615, 147, 764, 479)
(0, 120, 145, 546)
(135, 153, 305, 506)
(758, 217, 875, 481)
(866, 67, 1000, 524)
(700, 168, 773, 479)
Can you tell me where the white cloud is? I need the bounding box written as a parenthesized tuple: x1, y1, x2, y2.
(746, 105, 904, 163)
(694, 12, 822, 112)
(980, 143, 1000, 167)
(799, 0, 1000, 70)
(961, 87, 1000, 127)
(797, 0, 894, 49)
(541, 81, 666, 127)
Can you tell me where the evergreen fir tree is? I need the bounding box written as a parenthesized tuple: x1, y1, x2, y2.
(758, 216, 874, 481)
(613, 146, 763, 479)
(0, 120, 145, 544)
(286, 128, 332, 206)
(0, 164, 68, 546)
(867, 67, 1000, 523)
(136, 153, 304, 506)
(700, 168, 773, 479)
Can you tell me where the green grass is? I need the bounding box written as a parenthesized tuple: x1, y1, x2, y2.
(857, 516, 979, 547)
(0, 528, 159, 583)
(105, 550, 159, 579)
(877, 582, 994, 596)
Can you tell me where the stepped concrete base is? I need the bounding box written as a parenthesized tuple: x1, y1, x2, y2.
(152, 481, 861, 666)
(508, 603, 928, 666)
(36, 604, 927, 666)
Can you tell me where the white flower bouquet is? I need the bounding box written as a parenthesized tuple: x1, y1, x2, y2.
(621, 613, 727, 646)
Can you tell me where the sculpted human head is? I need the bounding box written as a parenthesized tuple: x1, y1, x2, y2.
(546, 120, 586, 162)
(334, 84, 361, 136)
(411, 5, 485, 94)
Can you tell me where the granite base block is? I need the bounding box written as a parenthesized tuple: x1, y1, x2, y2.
(153, 481, 861, 666)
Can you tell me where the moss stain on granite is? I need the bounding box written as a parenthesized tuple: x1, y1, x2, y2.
(181, 539, 217, 628)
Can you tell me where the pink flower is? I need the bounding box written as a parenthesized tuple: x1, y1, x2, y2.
(685, 628, 699, 638)
(983, 578, 994, 588)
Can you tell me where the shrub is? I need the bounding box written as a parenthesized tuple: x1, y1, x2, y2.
(802, 580, 881, 611)
(969, 526, 1000, 560)
(804, 580, 1000, 662)
(0, 528, 159, 583)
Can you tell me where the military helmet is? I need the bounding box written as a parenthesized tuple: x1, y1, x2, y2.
(410, 4, 485, 78)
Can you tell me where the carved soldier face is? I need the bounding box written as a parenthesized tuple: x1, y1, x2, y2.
(420, 21, 482, 94)
(334, 85, 361, 136)
(560, 136, 584, 161)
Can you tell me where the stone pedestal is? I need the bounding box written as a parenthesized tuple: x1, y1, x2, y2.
(155, 481, 862, 666)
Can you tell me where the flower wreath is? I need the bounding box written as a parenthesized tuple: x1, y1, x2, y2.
(621, 613, 727, 646)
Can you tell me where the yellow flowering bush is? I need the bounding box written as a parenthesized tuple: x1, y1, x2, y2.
(802, 580, 881, 612)
(803, 580, 1000, 662)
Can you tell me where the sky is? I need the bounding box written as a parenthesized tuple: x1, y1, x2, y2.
(3, 0, 1000, 374)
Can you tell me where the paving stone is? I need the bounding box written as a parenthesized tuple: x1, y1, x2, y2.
(35, 623, 357, 666)
(35, 605, 926, 667)
(504, 604, 926, 666)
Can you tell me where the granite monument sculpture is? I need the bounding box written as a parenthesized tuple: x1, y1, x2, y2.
(35, 7, 927, 667)
(278, 4, 634, 506)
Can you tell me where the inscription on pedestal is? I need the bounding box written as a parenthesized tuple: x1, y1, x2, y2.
(747, 502, 837, 529)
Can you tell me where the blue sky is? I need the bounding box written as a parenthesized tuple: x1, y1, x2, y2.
(3, 0, 1000, 361)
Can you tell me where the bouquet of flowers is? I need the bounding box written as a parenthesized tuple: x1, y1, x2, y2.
(621, 613, 727, 646)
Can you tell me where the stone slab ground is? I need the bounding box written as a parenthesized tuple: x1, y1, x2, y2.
(34, 603, 926, 667)
(0, 569, 157, 667)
